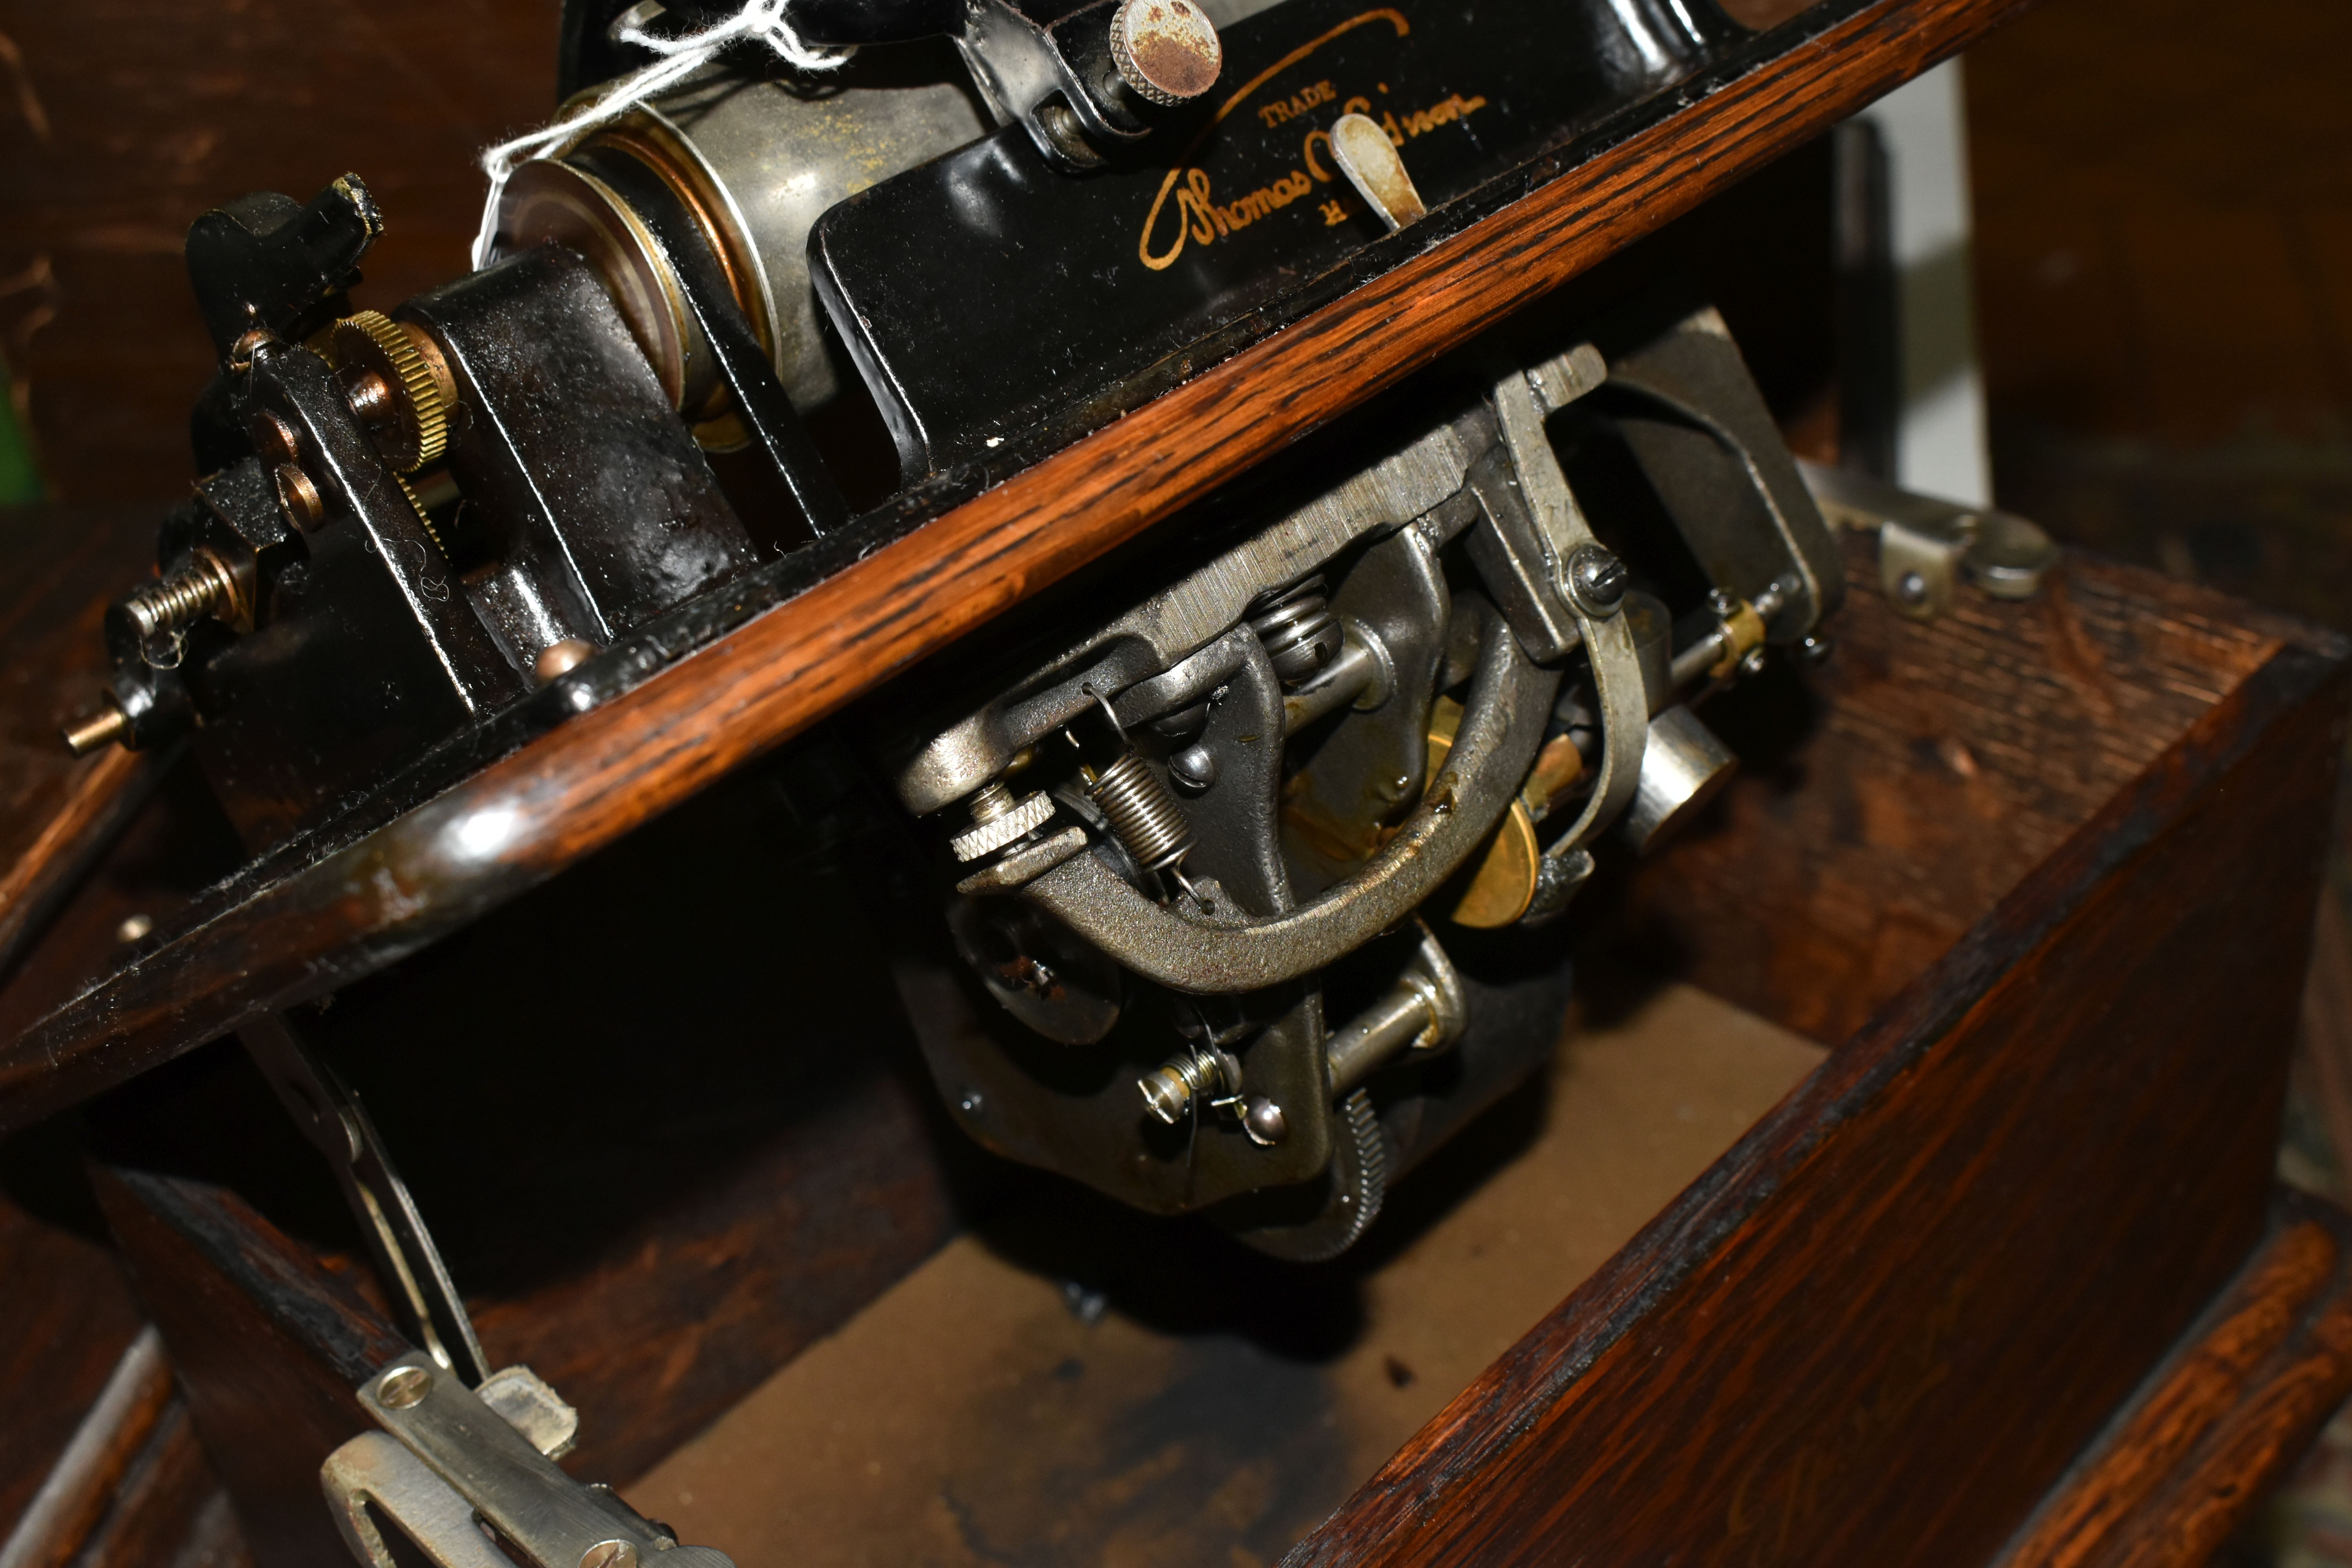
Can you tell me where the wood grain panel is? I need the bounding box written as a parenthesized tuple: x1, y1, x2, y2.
(66, 1402, 254, 1568)
(0, 1187, 145, 1547)
(93, 1166, 405, 1568)
(0, 0, 2042, 1133)
(1285, 630, 2348, 1566)
(1601, 531, 2290, 1045)
(2000, 1199, 2352, 1568)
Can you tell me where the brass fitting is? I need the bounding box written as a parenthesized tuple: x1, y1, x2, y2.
(1706, 600, 1768, 681)
(62, 702, 131, 757)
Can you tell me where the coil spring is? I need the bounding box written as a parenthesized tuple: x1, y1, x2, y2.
(120, 552, 236, 645)
(1247, 576, 1339, 686)
(1090, 750, 1193, 872)
(1138, 1044, 1233, 1125)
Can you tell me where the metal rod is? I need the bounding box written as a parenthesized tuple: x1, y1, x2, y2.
(1283, 631, 1384, 735)
(242, 1012, 492, 1386)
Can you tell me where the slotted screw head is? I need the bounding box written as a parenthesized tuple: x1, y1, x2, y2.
(377, 1366, 432, 1409)
(1567, 545, 1629, 613)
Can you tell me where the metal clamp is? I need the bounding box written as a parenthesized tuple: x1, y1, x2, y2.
(326, 1356, 732, 1568)
(1797, 458, 2059, 621)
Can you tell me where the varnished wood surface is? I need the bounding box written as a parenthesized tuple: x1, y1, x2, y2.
(65, 1403, 253, 1568)
(0, 0, 2041, 1135)
(0, 1182, 145, 1547)
(1999, 1196, 2352, 1568)
(0, 1328, 172, 1568)
(93, 1166, 404, 1568)
(1286, 620, 2348, 1561)
(0, 506, 162, 981)
(0, 753, 246, 1049)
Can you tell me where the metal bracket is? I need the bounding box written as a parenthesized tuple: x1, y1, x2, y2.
(1014, 599, 1557, 993)
(243, 1012, 492, 1387)
(1487, 363, 1649, 875)
(1797, 459, 2059, 621)
(325, 1356, 729, 1568)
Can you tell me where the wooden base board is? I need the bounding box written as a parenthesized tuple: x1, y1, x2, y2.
(628, 984, 1828, 1567)
(2001, 1196, 2352, 1568)
(593, 989, 2352, 1568)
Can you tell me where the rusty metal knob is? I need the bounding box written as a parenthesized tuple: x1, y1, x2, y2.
(1108, 0, 1221, 107)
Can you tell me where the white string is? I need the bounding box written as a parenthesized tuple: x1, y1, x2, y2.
(470, 0, 854, 270)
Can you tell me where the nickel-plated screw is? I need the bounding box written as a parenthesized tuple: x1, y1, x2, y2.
(1169, 742, 1218, 792)
(1241, 1097, 1287, 1146)
(1567, 544, 1629, 614)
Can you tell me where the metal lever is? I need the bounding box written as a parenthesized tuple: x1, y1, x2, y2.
(1329, 113, 1428, 232)
(242, 1012, 492, 1387)
(1485, 360, 1650, 918)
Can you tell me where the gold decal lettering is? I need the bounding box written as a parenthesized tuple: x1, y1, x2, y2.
(1394, 92, 1486, 140)
(1257, 78, 1337, 128)
(1134, 11, 1492, 271)
(1140, 9, 1410, 270)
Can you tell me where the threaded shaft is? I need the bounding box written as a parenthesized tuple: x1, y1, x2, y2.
(1090, 751, 1192, 871)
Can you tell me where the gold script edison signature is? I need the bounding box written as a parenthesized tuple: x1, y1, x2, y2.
(1138, 10, 1486, 271)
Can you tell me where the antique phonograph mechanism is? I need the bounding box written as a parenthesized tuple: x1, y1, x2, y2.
(21, 0, 2062, 1561)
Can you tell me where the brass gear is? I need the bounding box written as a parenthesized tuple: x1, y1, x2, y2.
(327, 310, 454, 474)
(392, 471, 449, 560)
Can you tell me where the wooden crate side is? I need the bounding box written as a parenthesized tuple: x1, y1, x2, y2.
(93, 1166, 405, 1568)
(1290, 639, 2351, 1566)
